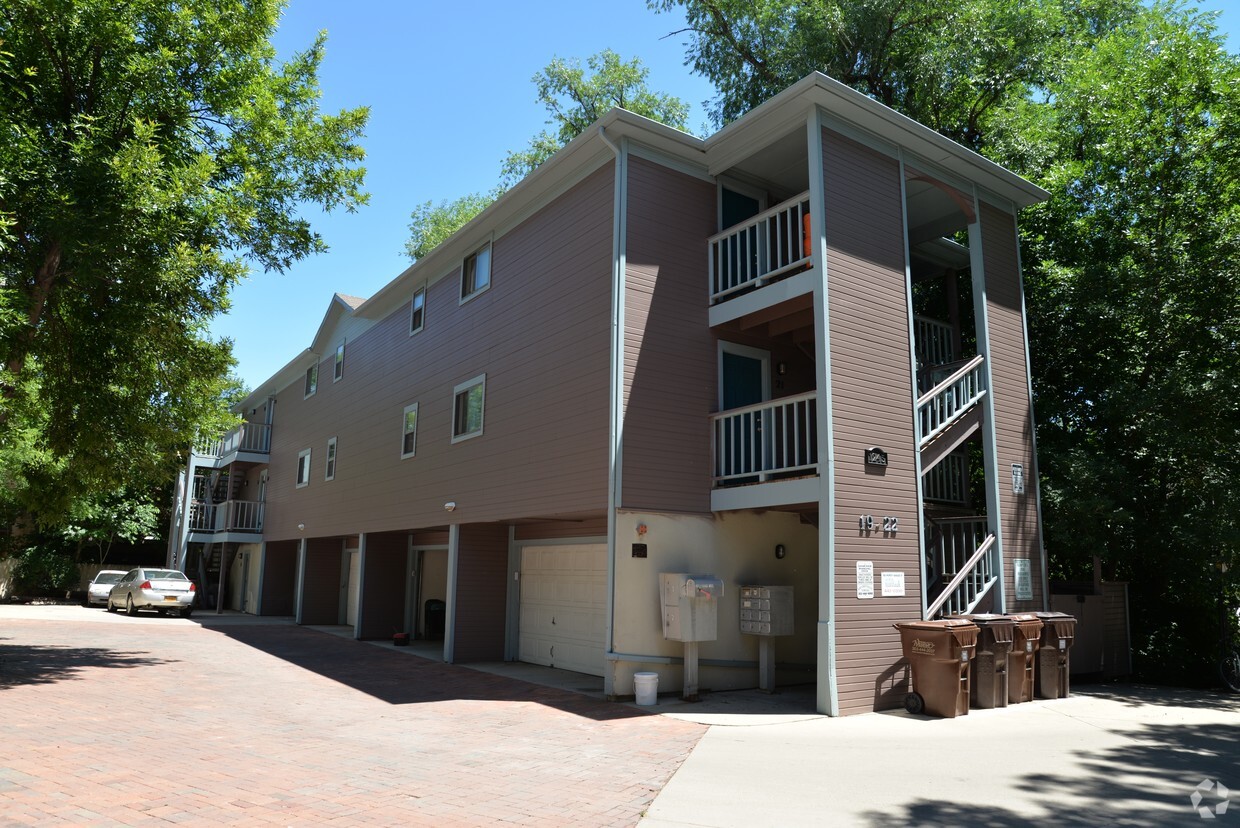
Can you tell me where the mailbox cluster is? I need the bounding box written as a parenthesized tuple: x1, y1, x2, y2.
(739, 585, 794, 636)
(659, 573, 724, 642)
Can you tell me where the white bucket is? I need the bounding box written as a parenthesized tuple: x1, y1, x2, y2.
(634, 672, 659, 706)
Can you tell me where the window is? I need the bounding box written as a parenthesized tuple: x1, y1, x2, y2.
(324, 437, 337, 481)
(401, 403, 419, 458)
(451, 374, 485, 443)
(409, 286, 426, 335)
(461, 243, 491, 302)
(304, 364, 318, 398)
(296, 448, 312, 488)
(333, 342, 345, 382)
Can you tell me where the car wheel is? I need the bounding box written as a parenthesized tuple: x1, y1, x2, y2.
(106, 600, 117, 613)
(125, 596, 137, 617)
(180, 608, 193, 619)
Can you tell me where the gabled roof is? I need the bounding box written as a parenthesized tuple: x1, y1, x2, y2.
(309, 292, 368, 355)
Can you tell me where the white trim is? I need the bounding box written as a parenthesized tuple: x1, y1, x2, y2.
(717, 340, 772, 410)
(450, 374, 486, 443)
(808, 107, 840, 717)
(303, 363, 318, 399)
(408, 284, 426, 336)
(332, 342, 345, 383)
(354, 534, 366, 640)
(458, 240, 493, 305)
(710, 476, 819, 512)
(626, 141, 712, 183)
(295, 448, 312, 489)
(400, 402, 419, 459)
(324, 436, 337, 482)
(294, 538, 306, 625)
(444, 525, 459, 663)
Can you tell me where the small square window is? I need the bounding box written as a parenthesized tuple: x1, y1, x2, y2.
(333, 343, 345, 382)
(401, 403, 419, 459)
(451, 374, 485, 443)
(461, 243, 491, 302)
(296, 448, 312, 488)
(304, 364, 318, 398)
(324, 437, 337, 481)
(409, 286, 426, 335)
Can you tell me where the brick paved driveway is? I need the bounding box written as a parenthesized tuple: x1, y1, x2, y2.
(0, 606, 706, 826)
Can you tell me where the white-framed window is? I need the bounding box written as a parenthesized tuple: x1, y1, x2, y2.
(451, 374, 485, 443)
(401, 403, 419, 459)
(409, 286, 426, 335)
(296, 448, 312, 488)
(324, 437, 337, 481)
(460, 242, 491, 303)
(304, 364, 318, 398)
(333, 342, 345, 382)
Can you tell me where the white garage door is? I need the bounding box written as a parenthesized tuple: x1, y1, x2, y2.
(519, 543, 607, 677)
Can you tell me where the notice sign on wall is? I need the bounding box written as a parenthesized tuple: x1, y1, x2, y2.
(856, 560, 874, 599)
(1014, 558, 1033, 601)
(1011, 463, 1025, 495)
(881, 571, 906, 597)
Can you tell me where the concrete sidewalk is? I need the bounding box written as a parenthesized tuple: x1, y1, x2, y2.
(642, 685, 1240, 827)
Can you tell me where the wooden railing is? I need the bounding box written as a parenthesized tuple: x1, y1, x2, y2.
(709, 192, 811, 303)
(914, 315, 955, 368)
(712, 391, 818, 483)
(923, 450, 968, 504)
(916, 354, 986, 447)
(924, 516, 997, 618)
(188, 500, 265, 533)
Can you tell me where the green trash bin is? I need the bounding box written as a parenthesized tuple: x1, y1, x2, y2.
(895, 619, 979, 718)
(1006, 614, 1043, 704)
(953, 614, 1015, 709)
(1034, 611, 1076, 699)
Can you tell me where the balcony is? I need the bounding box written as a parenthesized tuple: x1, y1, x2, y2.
(711, 392, 819, 511)
(188, 500, 265, 538)
(195, 422, 271, 466)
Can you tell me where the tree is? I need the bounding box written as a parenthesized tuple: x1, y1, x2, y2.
(649, 0, 1137, 147)
(1011, 5, 1240, 683)
(405, 50, 689, 261)
(0, 0, 368, 524)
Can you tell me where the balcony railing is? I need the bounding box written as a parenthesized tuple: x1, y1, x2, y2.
(923, 450, 968, 504)
(709, 192, 811, 304)
(197, 422, 272, 459)
(188, 500, 265, 534)
(712, 391, 818, 484)
(914, 315, 955, 368)
(924, 516, 997, 618)
(916, 354, 986, 447)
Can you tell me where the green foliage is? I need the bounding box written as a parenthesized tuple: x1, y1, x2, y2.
(407, 50, 688, 261)
(60, 488, 162, 565)
(11, 543, 78, 597)
(0, 0, 368, 525)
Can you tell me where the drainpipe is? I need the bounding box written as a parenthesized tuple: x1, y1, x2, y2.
(599, 124, 627, 700)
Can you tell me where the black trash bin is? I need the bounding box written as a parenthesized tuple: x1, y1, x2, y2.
(894, 619, 978, 717)
(954, 614, 1015, 709)
(1034, 611, 1076, 699)
(423, 599, 446, 640)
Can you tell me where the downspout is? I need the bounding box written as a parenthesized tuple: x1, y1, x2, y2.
(599, 124, 627, 700)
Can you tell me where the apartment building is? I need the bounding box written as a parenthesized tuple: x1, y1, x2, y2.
(167, 72, 1050, 715)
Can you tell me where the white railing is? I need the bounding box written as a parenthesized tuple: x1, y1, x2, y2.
(923, 451, 968, 504)
(924, 516, 997, 618)
(188, 500, 264, 533)
(212, 422, 272, 457)
(712, 391, 818, 483)
(709, 192, 811, 303)
(917, 354, 986, 447)
(914, 315, 955, 368)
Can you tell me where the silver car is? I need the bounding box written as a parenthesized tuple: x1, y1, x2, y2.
(107, 568, 197, 618)
(84, 570, 127, 606)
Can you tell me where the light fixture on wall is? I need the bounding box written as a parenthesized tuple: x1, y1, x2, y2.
(775, 544, 786, 559)
(444, 501, 457, 512)
(297, 523, 305, 532)
(777, 362, 788, 376)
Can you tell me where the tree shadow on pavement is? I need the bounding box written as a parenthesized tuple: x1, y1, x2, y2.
(858, 716, 1240, 826)
(211, 623, 656, 721)
(0, 642, 172, 689)
(1074, 682, 1240, 712)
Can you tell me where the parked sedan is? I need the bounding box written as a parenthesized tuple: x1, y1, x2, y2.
(107, 568, 197, 618)
(84, 570, 127, 606)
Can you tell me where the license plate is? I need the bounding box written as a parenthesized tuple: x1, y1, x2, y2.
(164, 596, 177, 602)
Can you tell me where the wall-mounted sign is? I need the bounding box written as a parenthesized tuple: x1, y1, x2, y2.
(865, 447, 888, 467)
(1011, 463, 1025, 494)
(856, 560, 874, 599)
(1014, 558, 1033, 600)
(881, 571, 905, 597)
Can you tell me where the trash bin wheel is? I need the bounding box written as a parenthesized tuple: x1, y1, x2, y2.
(904, 692, 925, 715)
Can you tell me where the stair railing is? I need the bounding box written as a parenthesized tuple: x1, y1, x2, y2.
(917, 354, 986, 447)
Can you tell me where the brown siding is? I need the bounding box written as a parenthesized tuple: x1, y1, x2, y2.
(823, 129, 923, 714)
(359, 532, 407, 640)
(452, 524, 509, 662)
(301, 538, 342, 624)
(514, 516, 607, 541)
(263, 166, 615, 540)
(260, 540, 297, 616)
(411, 530, 449, 547)
(622, 156, 717, 513)
(1102, 582, 1131, 677)
(980, 202, 1044, 612)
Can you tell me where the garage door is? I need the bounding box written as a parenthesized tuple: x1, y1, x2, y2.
(518, 544, 607, 677)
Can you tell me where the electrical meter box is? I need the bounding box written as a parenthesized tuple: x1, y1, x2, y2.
(659, 573, 724, 642)
(739, 585, 794, 637)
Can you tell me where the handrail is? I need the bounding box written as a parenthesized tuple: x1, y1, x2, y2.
(916, 353, 985, 409)
(712, 391, 818, 483)
(709, 390, 816, 422)
(925, 534, 995, 619)
(709, 191, 812, 303)
(706, 191, 812, 244)
(917, 353, 987, 447)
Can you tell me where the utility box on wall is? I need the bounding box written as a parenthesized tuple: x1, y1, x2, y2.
(659, 573, 723, 642)
(739, 585, 794, 636)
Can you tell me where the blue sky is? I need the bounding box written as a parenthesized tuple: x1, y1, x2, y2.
(214, 1, 1238, 390)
